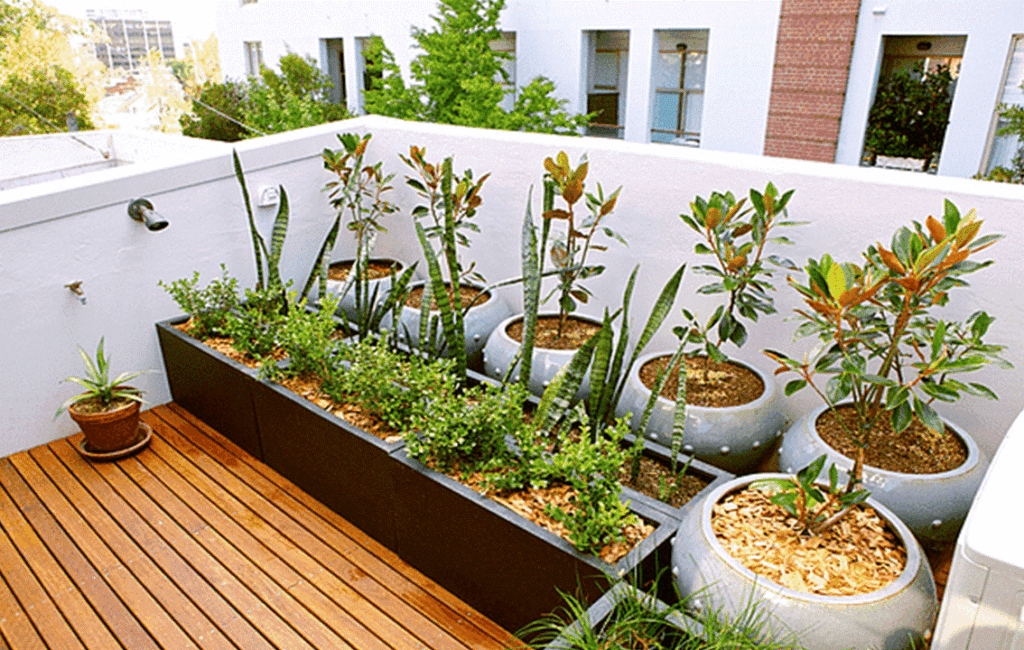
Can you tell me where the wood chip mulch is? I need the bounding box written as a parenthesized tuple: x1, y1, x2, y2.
(275, 374, 404, 443)
(617, 455, 710, 509)
(711, 487, 906, 596)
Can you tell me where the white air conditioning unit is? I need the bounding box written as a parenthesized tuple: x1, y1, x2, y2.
(932, 409, 1024, 649)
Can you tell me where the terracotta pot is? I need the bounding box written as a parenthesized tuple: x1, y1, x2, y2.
(778, 404, 989, 543)
(672, 473, 938, 650)
(68, 394, 142, 452)
(615, 351, 786, 473)
(482, 312, 603, 399)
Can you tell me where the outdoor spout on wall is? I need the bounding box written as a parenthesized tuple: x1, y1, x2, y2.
(128, 198, 170, 232)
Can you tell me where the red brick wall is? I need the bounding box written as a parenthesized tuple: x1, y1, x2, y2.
(763, 0, 862, 162)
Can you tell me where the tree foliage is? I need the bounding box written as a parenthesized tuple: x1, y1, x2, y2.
(363, 0, 590, 134)
(0, 65, 95, 135)
(180, 52, 351, 141)
(864, 62, 954, 161)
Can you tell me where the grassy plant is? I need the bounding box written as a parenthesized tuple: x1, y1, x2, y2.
(158, 264, 240, 339)
(56, 338, 147, 417)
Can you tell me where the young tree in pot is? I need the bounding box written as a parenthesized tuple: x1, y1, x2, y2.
(399, 146, 512, 376)
(56, 338, 150, 455)
(618, 184, 798, 473)
(765, 200, 1010, 541)
(322, 132, 415, 330)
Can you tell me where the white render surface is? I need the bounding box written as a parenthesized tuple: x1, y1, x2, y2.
(1, 116, 1023, 460)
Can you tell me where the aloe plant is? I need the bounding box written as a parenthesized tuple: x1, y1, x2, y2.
(56, 338, 148, 417)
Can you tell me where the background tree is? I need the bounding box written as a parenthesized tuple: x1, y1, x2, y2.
(180, 79, 249, 141)
(363, 0, 590, 134)
(0, 65, 95, 135)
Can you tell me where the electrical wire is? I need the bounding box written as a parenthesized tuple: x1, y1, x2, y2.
(0, 87, 111, 158)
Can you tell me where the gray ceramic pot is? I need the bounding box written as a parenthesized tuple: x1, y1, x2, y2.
(482, 312, 602, 399)
(672, 473, 938, 650)
(615, 351, 786, 474)
(324, 257, 407, 324)
(778, 404, 989, 543)
(393, 281, 512, 365)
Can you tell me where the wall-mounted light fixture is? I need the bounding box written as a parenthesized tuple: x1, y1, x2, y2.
(676, 42, 688, 52)
(128, 198, 169, 232)
(917, 41, 933, 51)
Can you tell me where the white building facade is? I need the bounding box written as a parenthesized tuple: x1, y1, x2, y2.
(215, 0, 1024, 178)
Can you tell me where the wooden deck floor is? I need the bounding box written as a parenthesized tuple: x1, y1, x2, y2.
(0, 403, 517, 649)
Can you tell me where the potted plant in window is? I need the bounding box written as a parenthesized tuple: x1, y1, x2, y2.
(616, 184, 798, 473)
(672, 456, 937, 650)
(766, 200, 1009, 542)
(484, 150, 626, 396)
(56, 338, 151, 458)
(864, 62, 955, 172)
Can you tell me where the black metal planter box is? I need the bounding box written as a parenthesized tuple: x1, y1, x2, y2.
(389, 448, 678, 634)
(250, 376, 403, 552)
(155, 317, 263, 460)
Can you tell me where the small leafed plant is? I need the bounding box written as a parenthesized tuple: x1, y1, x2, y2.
(751, 455, 870, 536)
(159, 264, 240, 340)
(258, 292, 345, 381)
(765, 200, 1010, 488)
(56, 338, 147, 417)
(542, 151, 625, 338)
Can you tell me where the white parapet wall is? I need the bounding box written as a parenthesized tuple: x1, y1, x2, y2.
(1, 115, 1022, 459)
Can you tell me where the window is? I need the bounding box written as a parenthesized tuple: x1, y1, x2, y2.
(323, 38, 347, 106)
(650, 30, 708, 146)
(490, 32, 516, 112)
(585, 30, 629, 139)
(982, 36, 1024, 175)
(244, 41, 263, 76)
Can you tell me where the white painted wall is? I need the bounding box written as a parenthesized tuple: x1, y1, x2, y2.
(836, 0, 1024, 177)
(2, 116, 1022, 462)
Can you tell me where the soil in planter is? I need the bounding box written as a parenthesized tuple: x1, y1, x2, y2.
(506, 315, 602, 350)
(405, 285, 491, 310)
(328, 259, 402, 281)
(432, 463, 654, 565)
(69, 395, 135, 415)
(618, 455, 710, 509)
(817, 404, 968, 475)
(639, 355, 763, 408)
(276, 373, 405, 444)
(713, 486, 906, 596)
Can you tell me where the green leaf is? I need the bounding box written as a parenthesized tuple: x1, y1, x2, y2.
(784, 379, 807, 396)
(913, 396, 944, 435)
(890, 402, 913, 434)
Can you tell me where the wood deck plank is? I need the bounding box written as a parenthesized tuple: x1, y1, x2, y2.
(162, 401, 517, 649)
(0, 404, 517, 650)
(0, 456, 162, 650)
(21, 444, 238, 650)
(0, 560, 47, 649)
(131, 425, 388, 650)
(0, 464, 89, 650)
(146, 407, 488, 650)
(50, 441, 313, 650)
(46, 438, 276, 650)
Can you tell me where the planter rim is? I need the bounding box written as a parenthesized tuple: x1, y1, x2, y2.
(393, 447, 673, 575)
(493, 312, 607, 352)
(156, 316, 261, 377)
(801, 402, 982, 481)
(698, 472, 924, 605)
(629, 349, 777, 413)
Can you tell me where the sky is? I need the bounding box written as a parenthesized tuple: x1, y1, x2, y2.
(46, 0, 218, 54)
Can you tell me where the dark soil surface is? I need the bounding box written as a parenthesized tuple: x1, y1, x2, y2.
(506, 315, 601, 350)
(639, 355, 764, 408)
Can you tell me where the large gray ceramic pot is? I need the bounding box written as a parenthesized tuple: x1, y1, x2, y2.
(324, 257, 407, 324)
(778, 404, 989, 543)
(394, 281, 512, 366)
(672, 473, 938, 650)
(482, 312, 603, 399)
(615, 351, 786, 474)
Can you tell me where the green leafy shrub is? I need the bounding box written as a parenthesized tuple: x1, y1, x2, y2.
(260, 292, 344, 381)
(158, 264, 240, 339)
(864, 62, 954, 162)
